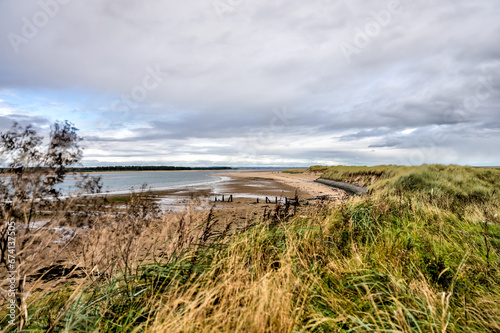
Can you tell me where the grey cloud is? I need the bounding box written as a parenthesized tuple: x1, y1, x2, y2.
(1, 0, 499, 166)
(339, 128, 393, 141)
(0, 114, 50, 132)
(368, 139, 403, 148)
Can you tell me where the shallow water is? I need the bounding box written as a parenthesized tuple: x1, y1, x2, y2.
(59, 170, 237, 195)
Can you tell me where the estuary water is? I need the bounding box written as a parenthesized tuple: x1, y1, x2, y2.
(60, 170, 236, 195)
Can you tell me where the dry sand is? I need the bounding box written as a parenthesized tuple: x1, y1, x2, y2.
(221, 171, 342, 198)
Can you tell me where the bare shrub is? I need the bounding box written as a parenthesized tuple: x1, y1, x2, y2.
(0, 121, 100, 330)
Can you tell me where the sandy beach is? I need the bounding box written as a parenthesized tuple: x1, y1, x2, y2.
(220, 171, 342, 198)
(147, 171, 344, 207)
(137, 171, 345, 226)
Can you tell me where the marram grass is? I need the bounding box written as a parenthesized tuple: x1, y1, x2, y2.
(1, 165, 499, 332)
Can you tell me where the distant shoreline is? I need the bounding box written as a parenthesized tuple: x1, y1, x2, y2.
(81, 169, 237, 174)
(68, 166, 231, 172)
(0, 167, 234, 176)
(0, 169, 241, 179)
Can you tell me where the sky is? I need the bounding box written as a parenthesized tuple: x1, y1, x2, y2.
(0, 0, 499, 167)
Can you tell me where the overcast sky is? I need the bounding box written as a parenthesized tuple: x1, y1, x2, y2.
(1, 0, 499, 167)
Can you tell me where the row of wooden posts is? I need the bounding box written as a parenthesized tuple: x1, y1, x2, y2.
(258, 197, 279, 204)
(214, 195, 296, 205)
(214, 195, 233, 202)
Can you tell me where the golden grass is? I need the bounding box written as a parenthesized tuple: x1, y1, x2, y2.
(1, 164, 499, 332)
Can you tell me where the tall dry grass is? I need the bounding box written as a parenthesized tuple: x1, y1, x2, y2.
(1, 164, 499, 332)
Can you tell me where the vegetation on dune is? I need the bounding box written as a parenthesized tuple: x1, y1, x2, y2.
(1, 124, 499, 332)
(317, 165, 410, 187)
(318, 164, 500, 191)
(283, 169, 308, 174)
(309, 165, 330, 173)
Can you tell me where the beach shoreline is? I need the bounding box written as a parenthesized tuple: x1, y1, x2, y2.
(128, 171, 346, 223)
(77, 169, 241, 174)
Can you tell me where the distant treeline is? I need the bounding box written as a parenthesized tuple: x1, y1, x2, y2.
(69, 166, 233, 172)
(0, 166, 232, 174)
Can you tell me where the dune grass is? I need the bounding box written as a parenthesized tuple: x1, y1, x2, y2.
(283, 169, 308, 174)
(1, 165, 499, 332)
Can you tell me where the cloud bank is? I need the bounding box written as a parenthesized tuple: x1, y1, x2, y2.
(1, 0, 499, 166)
